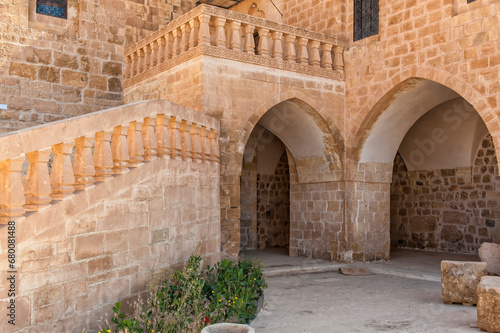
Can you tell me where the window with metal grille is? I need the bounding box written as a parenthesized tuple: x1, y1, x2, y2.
(36, 0, 67, 19)
(353, 0, 379, 42)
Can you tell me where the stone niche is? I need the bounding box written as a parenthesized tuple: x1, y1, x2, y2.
(390, 134, 499, 254)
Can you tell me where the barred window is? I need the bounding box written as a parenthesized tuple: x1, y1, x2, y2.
(36, 0, 67, 19)
(353, 0, 379, 42)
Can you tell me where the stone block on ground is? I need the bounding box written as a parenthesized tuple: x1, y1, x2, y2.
(477, 276, 500, 333)
(479, 242, 500, 275)
(441, 260, 487, 305)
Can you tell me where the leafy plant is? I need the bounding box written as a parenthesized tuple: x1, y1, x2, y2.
(95, 256, 267, 333)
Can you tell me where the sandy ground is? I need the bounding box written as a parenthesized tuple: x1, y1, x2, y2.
(247, 249, 482, 333)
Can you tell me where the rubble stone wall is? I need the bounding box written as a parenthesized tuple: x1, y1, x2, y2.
(256, 151, 290, 249)
(391, 134, 499, 254)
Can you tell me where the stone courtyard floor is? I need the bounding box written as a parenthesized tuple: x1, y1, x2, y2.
(243, 248, 482, 333)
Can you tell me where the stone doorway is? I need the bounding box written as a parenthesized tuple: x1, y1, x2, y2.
(240, 127, 291, 252)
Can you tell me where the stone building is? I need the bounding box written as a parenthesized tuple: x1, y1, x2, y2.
(0, 0, 499, 331)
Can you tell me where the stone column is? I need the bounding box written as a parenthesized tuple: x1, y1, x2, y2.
(50, 141, 75, 200)
(24, 148, 52, 211)
(0, 156, 26, 221)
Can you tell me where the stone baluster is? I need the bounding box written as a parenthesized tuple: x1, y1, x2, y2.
(321, 43, 333, 69)
(164, 33, 173, 61)
(190, 123, 202, 162)
(124, 55, 131, 79)
(168, 117, 182, 160)
(208, 129, 220, 164)
(179, 120, 192, 161)
(131, 52, 139, 77)
(189, 18, 200, 49)
(284, 34, 297, 62)
(199, 126, 209, 163)
(73, 136, 95, 191)
(138, 48, 145, 73)
(151, 41, 159, 67)
(142, 116, 158, 161)
(244, 24, 256, 54)
(297, 37, 309, 64)
(0, 156, 26, 221)
(198, 14, 211, 46)
(156, 115, 170, 157)
(214, 17, 227, 48)
(310, 40, 321, 67)
(172, 28, 181, 57)
(271, 31, 283, 59)
(257, 28, 270, 57)
(180, 23, 190, 53)
(333, 45, 344, 71)
(230, 21, 242, 50)
(93, 131, 114, 182)
(111, 125, 130, 174)
(24, 148, 52, 211)
(144, 46, 152, 71)
(127, 121, 144, 167)
(50, 141, 75, 200)
(158, 37, 166, 64)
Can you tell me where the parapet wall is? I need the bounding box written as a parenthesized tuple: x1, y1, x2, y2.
(0, 100, 221, 332)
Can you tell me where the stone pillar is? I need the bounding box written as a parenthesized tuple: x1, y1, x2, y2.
(189, 18, 200, 49)
(198, 14, 211, 46)
(297, 37, 309, 64)
(111, 125, 130, 174)
(0, 156, 26, 222)
(73, 136, 96, 191)
(271, 31, 283, 59)
(127, 120, 144, 167)
(244, 24, 256, 54)
(50, 141, 75, 200)
(284, 34, 297, 62)
(230, 21, 242, 51)
(93, 131, 114, 182)
(321, 43, 333, 69)
(257, 28, 270, 57)
(214, 17, 227, 48)
(24, 149, 52, 211)
(310, 40, 321, 67)
(142, 116, 158, 161)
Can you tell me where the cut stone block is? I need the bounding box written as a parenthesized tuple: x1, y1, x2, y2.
(441, 260, 487, 304)
(479, 242, 500, 275)
(477, 276, 500, 333)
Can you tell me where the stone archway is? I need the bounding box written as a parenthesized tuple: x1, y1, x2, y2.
(347, 77, 500, 261)
(233, 97, 345, 260)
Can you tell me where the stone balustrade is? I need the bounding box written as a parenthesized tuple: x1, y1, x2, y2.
(0, 100, 220, 224)
(124, 4, 349, 88)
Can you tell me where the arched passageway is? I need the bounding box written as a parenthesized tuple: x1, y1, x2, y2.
(354, 78, 500, 259)
(239, 98, 345, 260)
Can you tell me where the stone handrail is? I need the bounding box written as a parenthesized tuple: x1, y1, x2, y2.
(0, 100, 220, 224)
(124, 4, 349, 88)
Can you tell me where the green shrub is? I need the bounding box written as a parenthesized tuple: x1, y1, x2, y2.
(97, 256, 267, 333)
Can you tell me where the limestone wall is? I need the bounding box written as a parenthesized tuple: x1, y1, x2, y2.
(0, 157, 220, 332)
(391, 134, 499, 254)
(0, 0, 194, 133)
(290, 181, 344, 261)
